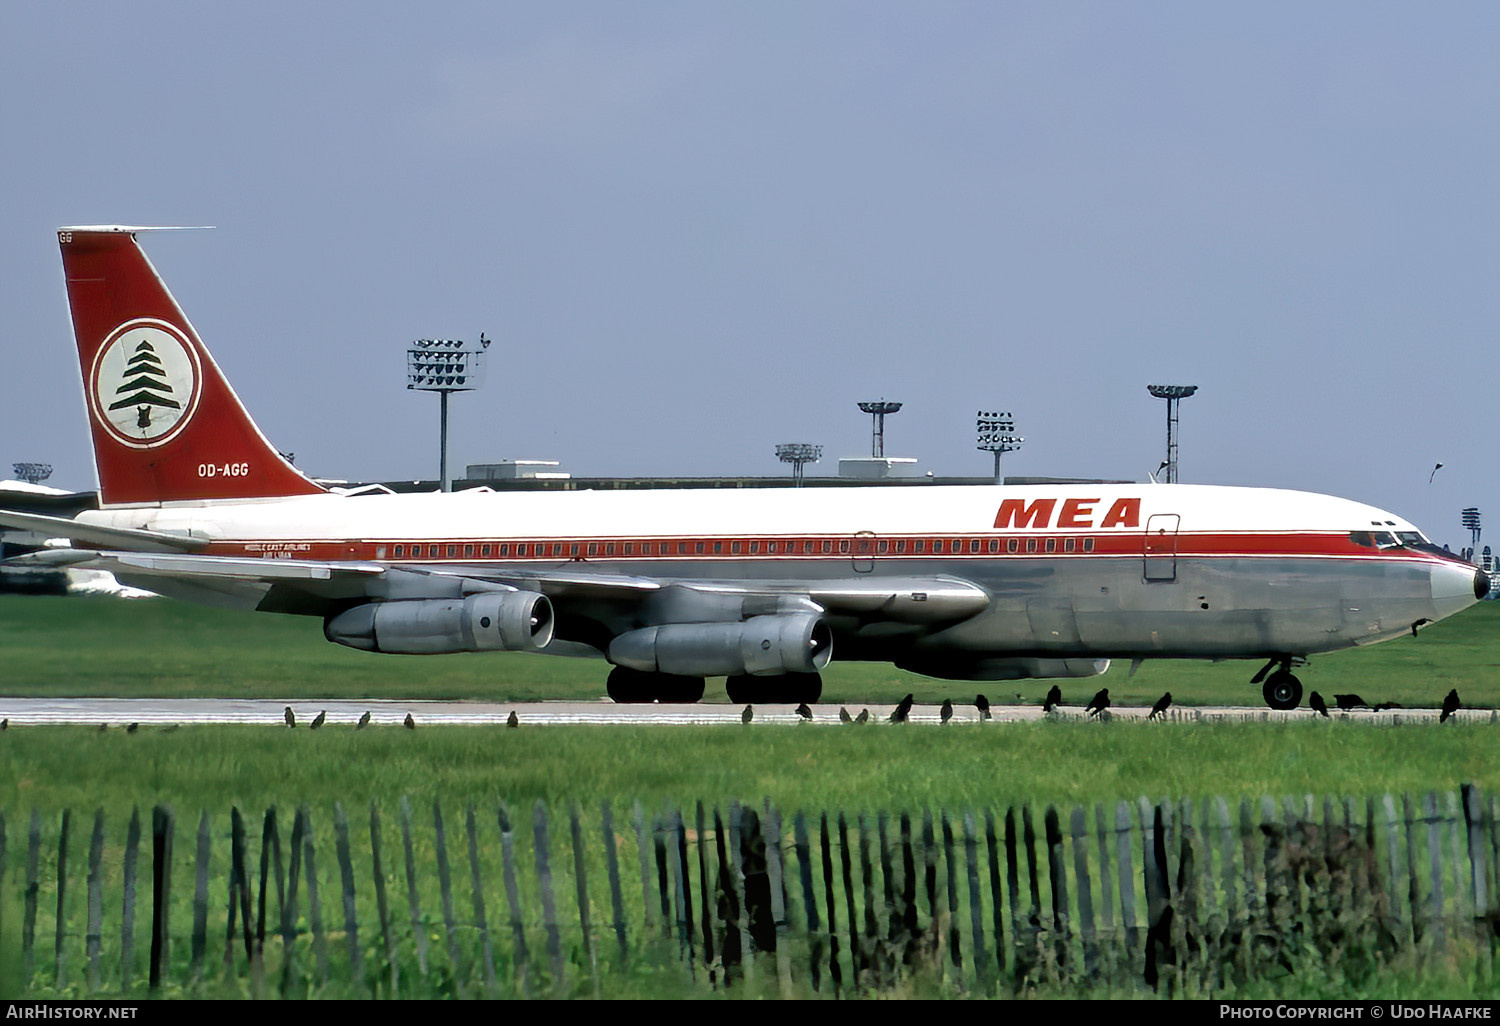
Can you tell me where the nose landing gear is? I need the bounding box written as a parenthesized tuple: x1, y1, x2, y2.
(1251, 657, 1305, 710)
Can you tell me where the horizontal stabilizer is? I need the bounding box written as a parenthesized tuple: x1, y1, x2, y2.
(0, 508, 207, 553)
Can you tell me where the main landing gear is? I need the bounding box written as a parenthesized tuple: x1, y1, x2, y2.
(606, 667, 706, 704)
(1251, 657, 1304, 711)
(605, 668, 824, 704)
(725, 672, 823, 705)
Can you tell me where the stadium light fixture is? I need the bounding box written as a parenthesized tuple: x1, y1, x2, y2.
(407, 334, 490, 492)
(976, 411, 1023, 484)
(1147, 384, 1198, 483)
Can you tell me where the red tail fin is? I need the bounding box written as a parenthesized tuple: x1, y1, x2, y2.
(58, 226, 325, 507)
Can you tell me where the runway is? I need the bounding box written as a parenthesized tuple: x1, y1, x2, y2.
(0, 697, 1483, 727)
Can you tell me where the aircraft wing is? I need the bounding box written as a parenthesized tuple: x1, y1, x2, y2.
(7, 545, 989, 630)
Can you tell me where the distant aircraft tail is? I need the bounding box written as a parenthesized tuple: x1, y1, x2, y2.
(57, 226, 325, 507)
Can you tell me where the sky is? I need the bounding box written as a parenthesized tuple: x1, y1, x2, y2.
(2, 1, 1496, 550)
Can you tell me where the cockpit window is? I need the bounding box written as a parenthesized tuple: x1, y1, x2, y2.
(1349, 531, 1373, 548)
(1372, 532, 1398, 548)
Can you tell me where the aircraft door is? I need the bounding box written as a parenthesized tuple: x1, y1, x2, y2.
(1143, 514, 1180, 582)
(852, 531, 876, 574)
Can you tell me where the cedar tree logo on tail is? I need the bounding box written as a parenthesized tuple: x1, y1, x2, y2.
(88, 318, 201, 448)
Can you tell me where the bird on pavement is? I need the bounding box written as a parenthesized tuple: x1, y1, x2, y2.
(975, 695, 991, 720)
(403, 713, 415, 730)
(839, 707, 853, 723)
(1148, 693, 1172, 721)
(284, 707, 296, 728)
(855, 708, 870, 725)
(742, 705, 754, 724)
(1309, 692, 1330, 718)
(889, 694, 914, 724)
(1441, 689, 1460, 723)
(357, 711, 372, 730)
(507, 710, 519, 728)
(1043, 685, 1063, 714)
(795, 702, 813, 722)
(1086, 688, 1110, 718)
(940, 699, 954, 724)
(310, 711, 326, 730)
(1333, 694, 1369, 711)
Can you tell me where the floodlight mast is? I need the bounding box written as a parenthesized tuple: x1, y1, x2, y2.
(407, 335, 490, 492)
(1146, 384, 1198, 483)
(1461, 507, 1482, 562)
(775, 443, 823, 486)
(11, 463, 52, 486)
(857, 400, 902, 458)
(976, 411, 1023, 485)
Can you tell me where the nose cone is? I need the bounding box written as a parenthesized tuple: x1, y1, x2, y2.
(1431, 561, 1488, 621)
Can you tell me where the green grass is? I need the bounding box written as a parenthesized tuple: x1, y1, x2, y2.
(0, 720, 1493, 813)
(1, 594, 1497, 710)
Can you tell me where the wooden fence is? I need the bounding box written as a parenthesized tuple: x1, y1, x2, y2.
(1, 786, 1496, 998)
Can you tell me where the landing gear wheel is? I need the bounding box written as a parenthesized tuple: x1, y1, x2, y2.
(607, 667, 706, 704)
(724, 672, 823, 705)
(1262, 671, 1303, 711)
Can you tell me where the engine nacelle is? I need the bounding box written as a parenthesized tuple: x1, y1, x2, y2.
(607, 613, 832, 677)
(894, 655, 1110, 681)
(324, 592, 554, 654)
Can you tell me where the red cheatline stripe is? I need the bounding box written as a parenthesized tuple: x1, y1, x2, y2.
(200, 531, 1455, 566)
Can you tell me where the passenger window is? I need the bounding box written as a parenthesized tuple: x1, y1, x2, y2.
(913, 539, 924, 553)
(1007, 539, 1018, 553)
(987, 539, 998, 553)
(393, 544, 404, 557)
(1083, 538, 1095, 552)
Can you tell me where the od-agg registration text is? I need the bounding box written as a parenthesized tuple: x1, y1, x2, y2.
(1221, 1007, 1492, 1020)
(197, 462, 250, 478)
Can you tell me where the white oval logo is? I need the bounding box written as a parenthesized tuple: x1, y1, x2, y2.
(89, 319, 202, 448)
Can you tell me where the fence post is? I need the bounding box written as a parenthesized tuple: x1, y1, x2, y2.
(432, 800, 463, 989)
(278, 808, 303, 997)
(764, 802, 793, 997)
(533, 800, 566, 990)
(1043, 807, 1069, 980)
(399, 797, 429, 978)
(1140, 800, 1172, 993)
(1070, 807, 1097, 982)
(1424, 792, 1445, 947)
(23, 809, 40, 986)
(964, 812, 989, 994)
(149, 805, 173, 992)
(818, 812, 844, 997)
(985, 810, 1006, 988)
(1113, 802, 1138, 981)
(694, 802, 717, 987)
(570, 802, 598, 995)
(369, 803, 399, 996)
(793, 812, 822, 994)
(332, 803, 362, 985)
(299, 809, 330, 987)
(467, 806, 498, 995)
(54, 809, 71, 992)
(632, 801, 656, 939)
(86, 810, 104, 994)
(602, 801, 629, 971)
(497, 802, 529, 994)
(190, 813, 210, 986)
(838, 812, 859, 988)
(1461, 785, 1489, 943)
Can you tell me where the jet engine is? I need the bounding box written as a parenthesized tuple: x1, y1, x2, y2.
(894, 655, 1109, 681)
(607, 613, 832, 677)
(324, 592, 554, 654)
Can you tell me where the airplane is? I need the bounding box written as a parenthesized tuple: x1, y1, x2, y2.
(0, 226, 1489, 709)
